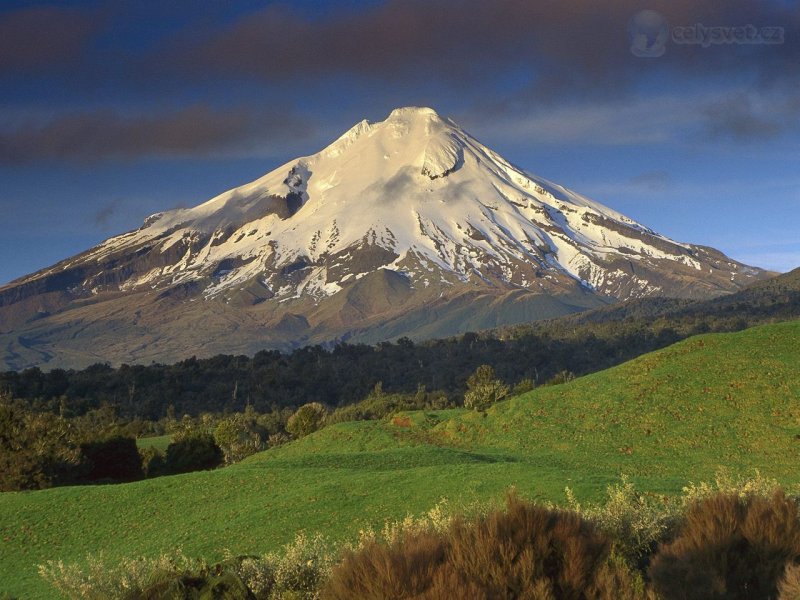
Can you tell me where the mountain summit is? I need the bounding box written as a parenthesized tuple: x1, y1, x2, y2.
(0, 107, 769, 369)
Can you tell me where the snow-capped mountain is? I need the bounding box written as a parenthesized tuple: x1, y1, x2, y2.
(0, 107, 768, 369)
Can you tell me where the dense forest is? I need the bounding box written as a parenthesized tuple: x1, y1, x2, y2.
(1, 268, 798, 421)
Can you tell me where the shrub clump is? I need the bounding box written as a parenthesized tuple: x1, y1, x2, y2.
(38, 550, 207, 600)
(39, 534, 334, 600)
(163, 431, 223, 475)
(234, 532, 334, 600)
(79, 435, 144, 483)
(323, 494, 649, 599)
(463, 365, 509, 411)
(213, 412, 267, 465)
(778, 563, 800, 600)
(649, 490, 800, 600)
(286, 402, 328, 438)
(565, 475, 678, 569)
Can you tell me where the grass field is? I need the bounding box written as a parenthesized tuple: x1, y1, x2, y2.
(135, 434, 172, 453)
(2, 320, 799, 598)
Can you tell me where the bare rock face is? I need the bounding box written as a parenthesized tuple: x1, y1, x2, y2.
(0, 107, 770, 370)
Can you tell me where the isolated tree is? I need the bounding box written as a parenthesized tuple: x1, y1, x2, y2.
(286, 402, 328, 438)
(213, 412, 266, 465)
(464, 365, 509, 411)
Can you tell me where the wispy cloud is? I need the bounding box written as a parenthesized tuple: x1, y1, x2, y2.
(0, 6, 101, 74)
(463, 85, 800, 149)
(463, 94, 704, 146)
(629, 170, 673, 192)
(168, 0, 799, 98)
(0, 104, 313, 164)
(703, 91, 799, 141)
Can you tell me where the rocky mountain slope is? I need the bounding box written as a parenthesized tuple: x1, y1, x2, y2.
(0, 107, 769, 369)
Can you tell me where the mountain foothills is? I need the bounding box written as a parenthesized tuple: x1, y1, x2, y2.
(3, 319, 800, 598)
(3, 266, 798, 420)
(0, 107, 770, 370)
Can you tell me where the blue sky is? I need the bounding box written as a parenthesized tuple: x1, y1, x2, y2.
(1, 0, 798, 285)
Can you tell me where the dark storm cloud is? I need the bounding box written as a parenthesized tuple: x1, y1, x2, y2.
(176, 0, 799, 96)
(0, 6, 100, 74)
(0, 105, 311, 164)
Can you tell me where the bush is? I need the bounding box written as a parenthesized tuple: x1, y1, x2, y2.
(233, 532, 335, 600)
(38, 551, 207, 600)
(267, 432, 290, 448)
(779, 564, 800, 600)
(565, 475, 678, 569)
(323, 494, 649, 599)
(542, 370, 575, 386)
(139, 446, 165, 478)
(163, 432, 223, 475)
(267, 532, 334, 599)
(79, 436, 144, 483)
(649, 491, 800, 600)
(214, 413, 266, 465)
(39, 540, 335, 600)
(680, 469, 788, 503)
(328, 383, 452, 425)
(0, 401, 82, 491)
(286, 403, 327, 438)
(325, 532, 446, 599)
(512, 378, 535, 395)
(463, 365, 509, 411)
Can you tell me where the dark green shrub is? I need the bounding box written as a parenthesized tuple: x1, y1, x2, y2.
(163, 432, 223, 475)
(79, 436, 144, 483)
(649, 491, 800, 600)
(323, 495, 649, 599)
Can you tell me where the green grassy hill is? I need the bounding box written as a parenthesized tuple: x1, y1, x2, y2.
(2, 320, 799, 598)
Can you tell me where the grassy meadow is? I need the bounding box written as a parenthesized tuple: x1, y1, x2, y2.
(2, 320, 799, 598)
(135, 434, 173, 453)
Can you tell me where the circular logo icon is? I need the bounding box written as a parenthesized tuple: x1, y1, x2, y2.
(628, 10, 669, 58)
